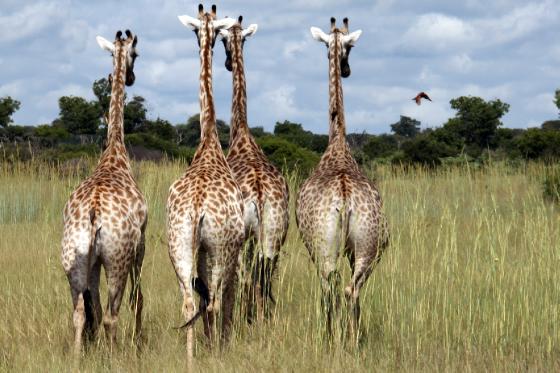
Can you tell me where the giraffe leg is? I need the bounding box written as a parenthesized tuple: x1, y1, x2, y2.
(219, 248, 239, 345)
(197, 248, 212, 343)
(181, 287, 196, 369)
(103, 266, 129, 352)
(239, 237, 255, 323)
(72, 292, 86, 356)
(345, 254, 375, 345)
(256, 254, 278, 320)
(173, 259, 197, 365)
(88, 259, 103, 340)
(253, 254, 265, 322)
(321, 269, 341, 340)
(65, 258, 89, 357)
(129, 232, 145, 345)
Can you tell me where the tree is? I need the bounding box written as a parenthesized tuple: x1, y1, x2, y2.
(56, 96, 101, 135)
(0, 96, 21, 127)
(401, 133, 457, 166)
(362, 134, 398, 159)
(256, 135, 320, 175)
(541, 120, 560, 131)
(515, 128, 560, 160)
(34, 124, 70, 147)
(124, 96, 148, 133)
(92, 78, 112, 116)
(141, 117, 176, 140)
(175, 114, 229, 148)
(555, 89, 560, 114)
(444, 96, 510, 151)
(390, 116, 421, 138)
(249, 126, 269, 138)
(274, 120, 328, 153)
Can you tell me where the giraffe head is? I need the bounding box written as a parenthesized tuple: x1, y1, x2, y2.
(310, 18, 362, 78)
(96, 30, 138, 86)
(218, 16, 258, 72)
(178, 4, 236, 51)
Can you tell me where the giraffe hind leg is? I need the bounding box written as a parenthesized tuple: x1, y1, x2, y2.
(129, 232, 146, 345)
(345, 253, 376, 345)
(103, 261, 131, 351)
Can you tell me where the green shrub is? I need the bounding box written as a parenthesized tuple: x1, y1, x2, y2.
(256, 135, 320, 175)
(125, 133, 193, 161)
(39, 144, 99, 162)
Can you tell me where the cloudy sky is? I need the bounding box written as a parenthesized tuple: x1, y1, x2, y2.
(1, 0, 559, 134)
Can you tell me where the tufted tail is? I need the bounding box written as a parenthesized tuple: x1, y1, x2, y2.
(84, 209, 101, 338)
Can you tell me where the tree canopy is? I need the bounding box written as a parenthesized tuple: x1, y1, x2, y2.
(54, 96, 101, 135)
(175, 114, 230, 148)
(0, 96, 21, 127)
(390, 115, 421, 138)
(444, 96, 510, 152)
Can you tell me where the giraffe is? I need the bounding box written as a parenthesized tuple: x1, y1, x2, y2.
(296, 18, 389, 339)
(61, 30, 146, 355)
(168, 4, 242, 365)
(219, 17, 290, 321)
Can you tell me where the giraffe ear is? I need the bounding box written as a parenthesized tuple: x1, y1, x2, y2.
(218, 28, 229, 39)
(343, 30, 362, 46)
(213, 17, 236, 30)
(310, 27, 330, 44)
(242, 24, 258, 38)
(96, 36, 115, 53)
(178, 15, 201, 30)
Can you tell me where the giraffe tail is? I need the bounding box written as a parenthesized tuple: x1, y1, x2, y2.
(84, 208, 101, 338)
(336, 204, 351, 252)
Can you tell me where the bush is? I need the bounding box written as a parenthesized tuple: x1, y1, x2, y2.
(515, 128, 560, 160)
(362, 134, 398, 160)
(34, 125, 70, 147)
(125, 133, 193, 161)
(39, 144, 99, 162)
(256, 135, 320, 175)
(400, 134, 457, 166)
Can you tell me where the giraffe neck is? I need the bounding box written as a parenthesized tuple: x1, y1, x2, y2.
(106, 44, 127, 149)
(328, 35, 346, 144)
(229, 32, 249, 148)
(197, 22, 220, 148)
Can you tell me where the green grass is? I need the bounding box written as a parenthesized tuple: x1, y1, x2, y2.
(0, 160, 559, 371)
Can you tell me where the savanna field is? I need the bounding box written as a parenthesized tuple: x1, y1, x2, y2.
(1, 160, 559, 372)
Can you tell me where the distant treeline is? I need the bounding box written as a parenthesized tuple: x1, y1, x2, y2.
(1, 78, 560, 173)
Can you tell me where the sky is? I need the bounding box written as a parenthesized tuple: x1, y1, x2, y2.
(0, 0, 559, 134)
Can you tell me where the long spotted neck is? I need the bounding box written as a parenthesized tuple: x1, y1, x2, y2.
(229, 30, 249, 148)
(328, 34, 346, 144)
(106, 43, 127, 149)
(198, 21, 220, 147)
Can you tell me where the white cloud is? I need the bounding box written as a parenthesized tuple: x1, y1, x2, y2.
(138, 58, 200, 87)
(448, 53, 473, 73)
(479, 0, 558, 44)
(525, 93, 558, 115)
(0, 1, 68, 43)
(36, 84, 93, 110)
(402, 13, 476, 51)
(256, 85, 300, 118)
(0, 81, 26, 97)
(60, 19, 91, 53)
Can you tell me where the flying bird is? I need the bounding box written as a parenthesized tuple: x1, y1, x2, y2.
(413, 92, 432, 105)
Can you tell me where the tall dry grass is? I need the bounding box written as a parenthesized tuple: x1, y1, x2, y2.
(0, 160, 559, 371)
